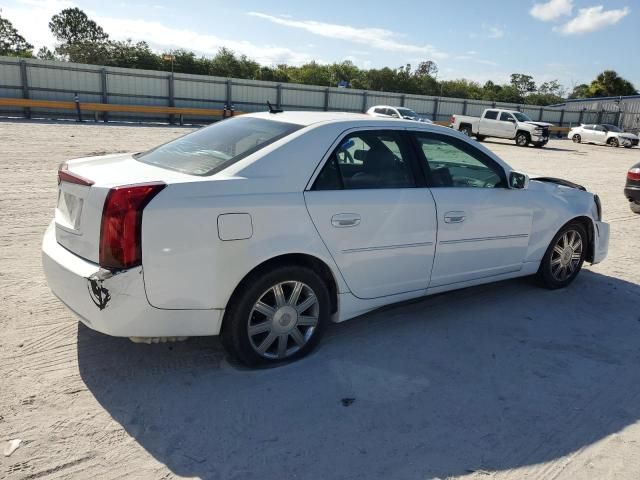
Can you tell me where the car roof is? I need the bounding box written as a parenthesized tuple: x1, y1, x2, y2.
(244, 110, 420, 127)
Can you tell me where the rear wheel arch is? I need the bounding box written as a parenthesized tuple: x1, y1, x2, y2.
(222, 253, 339, 333)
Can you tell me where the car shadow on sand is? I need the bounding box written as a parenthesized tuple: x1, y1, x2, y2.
(77, 269, 640, 480)
(479, 139, 576, 153)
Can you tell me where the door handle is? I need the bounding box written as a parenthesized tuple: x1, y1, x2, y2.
(331, 213, 361, 228)
(444, 211, 466, 223)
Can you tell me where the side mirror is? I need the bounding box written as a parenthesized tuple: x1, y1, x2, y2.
(390, 113, 400, 118)
(509, 171, 529, 189)
(507, 117, 516, 123)
(354, 149, 367, 161)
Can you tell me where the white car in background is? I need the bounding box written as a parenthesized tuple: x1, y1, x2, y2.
(43, 111, 609, 367)
(569, 124, 639, 148)
(367, 105, 433, 123)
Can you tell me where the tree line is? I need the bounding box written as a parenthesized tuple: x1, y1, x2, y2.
(1, 8, 637, 106)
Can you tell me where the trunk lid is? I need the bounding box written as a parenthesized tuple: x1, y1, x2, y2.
(55, 153, 192, 263)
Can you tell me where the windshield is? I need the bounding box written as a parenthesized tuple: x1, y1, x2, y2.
(512, 112, 532, 122)
(602, 124, 622, 132)
(136, 117, 302, 176)
(397, 108, 419, 118)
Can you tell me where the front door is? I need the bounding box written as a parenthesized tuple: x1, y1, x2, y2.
(304, 129, 437, 299)
(497, 111, 518, 138)
(410, 130, 533, 287)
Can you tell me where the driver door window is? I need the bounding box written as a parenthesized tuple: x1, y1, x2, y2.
(413, 133, 505, 188)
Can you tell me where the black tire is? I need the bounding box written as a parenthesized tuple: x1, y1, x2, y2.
(221, 265, 330, 367)
(608, 137, 619, 148)
(515, 132, 530, 147)
(631, 201, 640, 214)
(533, 143, 545, 148)
(537, 222, 588, 289)
(460, 125, 472, 137)
(572, 134, 581, 143)
(476, 135, 486, 142)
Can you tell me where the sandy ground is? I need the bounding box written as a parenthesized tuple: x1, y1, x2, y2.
(1, 119, 639, 480)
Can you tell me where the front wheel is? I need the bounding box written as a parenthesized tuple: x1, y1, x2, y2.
(515, 132, 530, 147)
(221, 266, 330, 367)
(537, 222, 587, 289)
(572, 134, 581, 143)
(476, 135, 486, 142)
(631, 201, 640, 214)
(608, 137, 620, 148)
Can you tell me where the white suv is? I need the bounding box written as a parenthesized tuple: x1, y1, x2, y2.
(367, 105, 433, 123)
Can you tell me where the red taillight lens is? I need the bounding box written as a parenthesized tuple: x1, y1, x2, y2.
(58, 162, 94, 186)
(99, 182, 166, 269)
(628, 168, 640, 181)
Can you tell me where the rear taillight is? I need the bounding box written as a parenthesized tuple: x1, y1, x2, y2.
(58, 162, 94, 186)
(628, 167, 640, 181)
(99, 182, 166, 269)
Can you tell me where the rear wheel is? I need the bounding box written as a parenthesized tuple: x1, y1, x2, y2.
(460, 125, 472, 137)
(537, 222, 587, 289)
(572, 134, 581, 143)
(631, 201, 640, 214)
(608, 137, 620, 148)
(221, 265, 330, 367)
(515, 132, 530, 147)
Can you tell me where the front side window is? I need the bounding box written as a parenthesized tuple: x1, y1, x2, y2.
(513, 112, 532, 122)
(594, 125, 606, 132)
(414, 133, 505, 188)
(136, 117, 302, 176)
(500, 112, 514, 122)
(484, 110, 499, 120)
(313, 131, 416, 190)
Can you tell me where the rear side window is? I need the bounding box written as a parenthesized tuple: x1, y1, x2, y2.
(313, 131, 416, 190)
(136, 117, 302, 176)
(484, 110, 499, 120)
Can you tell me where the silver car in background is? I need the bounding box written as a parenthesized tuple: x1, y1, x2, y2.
(569, 124, 639, 148)
(367, 105, 433, 123)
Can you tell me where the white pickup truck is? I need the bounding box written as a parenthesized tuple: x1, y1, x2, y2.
(450, 108, 552, 148)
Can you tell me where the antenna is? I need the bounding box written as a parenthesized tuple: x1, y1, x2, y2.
(267, 101, 283, 114)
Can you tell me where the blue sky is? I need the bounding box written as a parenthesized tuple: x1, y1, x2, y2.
(2, 0, 637, 92)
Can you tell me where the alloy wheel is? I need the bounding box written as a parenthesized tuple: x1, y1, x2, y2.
(247, 281, 319, 360)
(550, 229, 583, 282)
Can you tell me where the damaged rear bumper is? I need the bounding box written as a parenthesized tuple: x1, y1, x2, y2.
(41, 221, 223, 337)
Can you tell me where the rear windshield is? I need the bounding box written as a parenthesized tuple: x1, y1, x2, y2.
(136, 117, 302, 176)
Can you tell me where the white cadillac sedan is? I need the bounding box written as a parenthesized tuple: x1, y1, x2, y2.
(43, 111, 609, 366)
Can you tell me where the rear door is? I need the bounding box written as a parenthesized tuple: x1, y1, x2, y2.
(479, 110, 500, 136)
(304, 129, 437, 299)
(409, 130, 533, 287)
(497, 111, 518, 138)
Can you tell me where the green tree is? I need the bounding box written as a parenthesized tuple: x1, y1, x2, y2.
(36, 46, 56, 60)
(587, 70, 637, 97)
(568, 83, 589, 99)
(49, 8, 110, 63)
(108, 40, 160, 70)
(510, 73, 536, 101)
(0, 14, 33, 57)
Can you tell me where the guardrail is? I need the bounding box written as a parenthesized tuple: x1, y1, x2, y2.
(0, 97, 241, 124)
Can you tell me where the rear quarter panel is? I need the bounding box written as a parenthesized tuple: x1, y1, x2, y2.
(141, 181, 347, 310)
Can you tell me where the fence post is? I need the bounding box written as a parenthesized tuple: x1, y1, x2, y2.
(324, 88, 330, 111)
(226, 79, 232, 109)
(19, 60, 30, 119)
(400, 94, 406, 107)
(559, 109, 565, 127)
(539, 107, 544, 121)
(578, 109, 584, 125)
(100, 67, 109, 123)
(432, 97, 439, 122)
(492, 102, 496, 109)
(462, 100, 468, 115)
(597, 109, 603, 124)
(361, 91, 368, 113)
(168, 74, 175, 124)
(276, 84, 282, 109)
